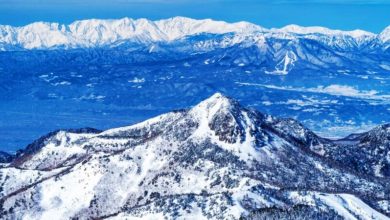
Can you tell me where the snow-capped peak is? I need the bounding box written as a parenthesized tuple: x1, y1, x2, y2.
(379, 25, 390, 43)
(196, 92, 234, 108)
(155, 16, 264, 40)
(2, 93, 390, 219)
(190, 93, 239, 119)
(276, 24, 375, 38)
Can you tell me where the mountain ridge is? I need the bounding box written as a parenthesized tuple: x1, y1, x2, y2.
(1, 93, 390, 219)
(0, 17, 389, 50)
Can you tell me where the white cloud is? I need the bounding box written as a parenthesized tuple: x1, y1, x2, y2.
(236, 82, 390, 101)
(310, 84, 378, 98)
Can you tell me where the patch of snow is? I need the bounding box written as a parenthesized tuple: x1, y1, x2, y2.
(128, 77, 145, 83)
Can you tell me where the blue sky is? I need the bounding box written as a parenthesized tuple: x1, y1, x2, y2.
(0, 0, 389, 33)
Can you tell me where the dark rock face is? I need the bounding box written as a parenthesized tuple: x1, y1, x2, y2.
(0, 152, 14, 163)
(208, 101, 247, 144)
(209, 110, 244, 144)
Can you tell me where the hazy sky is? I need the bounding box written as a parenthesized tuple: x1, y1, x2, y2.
(0, 0, 389, 33)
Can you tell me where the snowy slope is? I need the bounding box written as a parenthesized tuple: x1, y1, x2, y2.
(1, 93, 390, 219)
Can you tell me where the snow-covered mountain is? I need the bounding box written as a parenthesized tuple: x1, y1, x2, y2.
(1, 17, 390, 151)
(0, 17, 262, 49)
(1, 93, 390, 219)
(2, 17, 389, 80)
(332, 124, 390, 178)
(0, 17, 388, 50)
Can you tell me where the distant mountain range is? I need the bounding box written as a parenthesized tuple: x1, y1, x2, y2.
(0, 17, 389, 50)
(1, 93, 390, 219)
(1, 17, 389, 77)
(0, 17, 390, 153)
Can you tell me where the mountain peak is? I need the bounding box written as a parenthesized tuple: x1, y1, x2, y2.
(191, 93, 238, 116)
(2, 93, 390, 219)
(277, 24, 375, 38)
(202, 92, 232, 104)
(163, 16, 197, 23)
(189, 93, 257, 145)
(379, 25, 390, 43)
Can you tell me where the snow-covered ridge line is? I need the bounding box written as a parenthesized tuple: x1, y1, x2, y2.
(0, 17, 262, 49)
(275, 24, 375, 38)
(0, 16, 388, 50)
